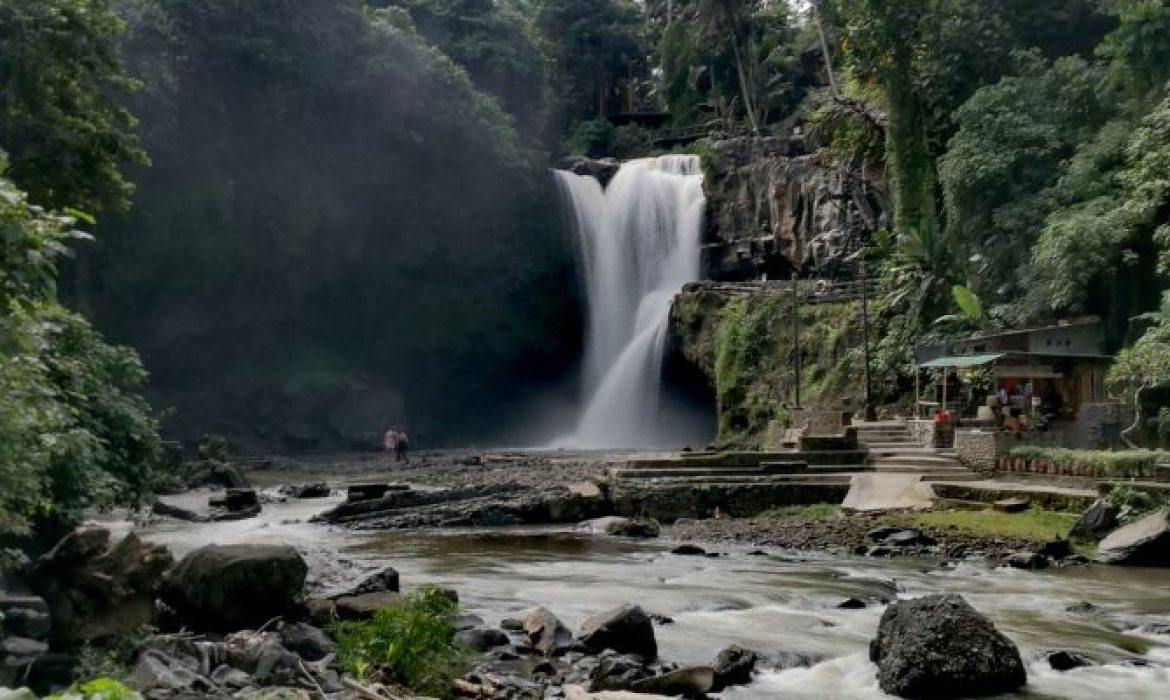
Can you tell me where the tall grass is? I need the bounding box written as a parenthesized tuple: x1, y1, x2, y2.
(332, 585, 472, 698)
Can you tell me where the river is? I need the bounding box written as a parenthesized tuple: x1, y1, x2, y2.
(122, 482, 1170, 699)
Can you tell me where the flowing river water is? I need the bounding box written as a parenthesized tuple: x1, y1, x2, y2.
(118, 474, 1170, 699)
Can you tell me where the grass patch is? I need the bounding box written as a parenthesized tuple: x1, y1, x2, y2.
(332, 584, 472, 698)
(762, 503, 841, 519)
(909, 508, 1091, 552)
(1008, 446, 1170, 475)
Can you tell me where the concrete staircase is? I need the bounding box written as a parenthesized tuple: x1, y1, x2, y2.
(854, 420, 977, 482)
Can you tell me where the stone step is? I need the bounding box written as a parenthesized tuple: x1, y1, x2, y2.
(865, 462, 977, 478)
(612, 473, 857, 486)
(863, 440, 924, 448)
(611, 463, 865, 480)
(871, 455, 962, 468)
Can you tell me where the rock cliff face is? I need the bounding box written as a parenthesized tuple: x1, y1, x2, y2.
(699, 137, 888, 281)
(668, 281, 866, 447)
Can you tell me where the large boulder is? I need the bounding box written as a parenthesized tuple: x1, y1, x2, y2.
(523, 607, 573, 656)
(1070, 499, 1120, 540)
(161, 544, 307, 632)
(1097, 509, 1170, 566)
(578, 605, 657, 660)
(29, 527, 173, 646)
(869, 594, 1026, 698)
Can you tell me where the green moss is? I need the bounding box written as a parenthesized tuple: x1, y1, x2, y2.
(761, 503, 841, 518)
(909, 508, 1088, 551)
(687, 286, 864, 447)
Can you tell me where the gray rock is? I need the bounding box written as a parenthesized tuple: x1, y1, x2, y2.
(603, 518, 660, 538)
(2, 637, 49, 661)
(711, 645, 757, 691)
(882, 529, 937, 547)
(29, 527, 173, 645)
(334, 591, 402, 621)
(455, 628, 509, 651)
(1006, 552, 1049, 570)
(161, 544, 307, 632)
(563, 157, 621, 187)
(578, 605, 657, 660)
(1071, 499, 1120, 540)
(588, 652, 650, 691)
(523, 607, 573, 656)
(1046, 650, 1093, 671)
(630, 666, 714, 696)
(127, 650, 216, 695)
(455, 614, 485, 631)
(2, 608, 50, 640)
(1037, 538, 1072, 560)
(279, 483, 331, 499)
(869, 594, 1026, 698)
(1097, 509, 1170, 566)
(0, 595, 48, 615)
(211, 664, 253, 689)
(336, 566, 400, 597)
(280, 622, 334, 662)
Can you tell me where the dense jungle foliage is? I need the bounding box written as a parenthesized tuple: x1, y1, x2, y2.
(4, 0, 1170, 543)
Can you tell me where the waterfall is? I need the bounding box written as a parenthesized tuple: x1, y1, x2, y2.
(554, 155, 705, 447)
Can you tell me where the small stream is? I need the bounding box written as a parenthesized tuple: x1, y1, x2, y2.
(122, 491, 1170, 699)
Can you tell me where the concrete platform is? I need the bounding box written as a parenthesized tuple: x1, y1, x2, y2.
(841, 473, 934, 512)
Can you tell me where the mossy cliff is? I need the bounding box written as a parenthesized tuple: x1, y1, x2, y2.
(669, 282, 868, 447)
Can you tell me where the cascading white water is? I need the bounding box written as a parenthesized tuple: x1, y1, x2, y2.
(553, 155, 705, 447)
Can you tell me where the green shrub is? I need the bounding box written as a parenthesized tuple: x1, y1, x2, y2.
(1103, 484, 1168, 523)
(0, 158, 161, 566)
(332, 585, 472, 697)
(45, 677, 142, 700)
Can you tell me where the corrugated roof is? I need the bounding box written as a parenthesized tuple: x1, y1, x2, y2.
(918, 353, 1006, 369)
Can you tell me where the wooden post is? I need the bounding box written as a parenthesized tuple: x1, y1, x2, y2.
(860, 261, 876, 422)
(942, 369, 948, 418)
(792, 273, 801, 409)
(914, 364, 920, 420)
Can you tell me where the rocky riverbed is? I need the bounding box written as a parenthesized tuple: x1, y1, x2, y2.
(5, 449, 1170, 699)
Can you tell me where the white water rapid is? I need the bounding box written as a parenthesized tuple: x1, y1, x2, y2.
(554, 155, 705, 448)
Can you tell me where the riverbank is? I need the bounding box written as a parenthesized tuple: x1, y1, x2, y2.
(670, 505, 1086, 563)
(14, 450, 1157, 699)
(242, 450, 1086, 564)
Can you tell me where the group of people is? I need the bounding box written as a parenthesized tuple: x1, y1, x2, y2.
(383, 427, 410, 463)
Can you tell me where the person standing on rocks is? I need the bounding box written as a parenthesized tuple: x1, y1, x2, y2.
(395, 428, 410, 464)
(383, 427, 399, 455)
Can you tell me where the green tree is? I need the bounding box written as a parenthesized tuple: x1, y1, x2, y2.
(531, 0, 646, 124)
(939, 53, 1113, 305)
(0, 154, 160, 563)
(0, 0, 147, 213)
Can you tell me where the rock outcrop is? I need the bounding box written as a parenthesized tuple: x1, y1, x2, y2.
(1097, 509, 1170, 566)
(1071, 498, 1120, 539)
(29, 527, 173, 646)
(161, 544, 307, 632)
(578, 605, 657, 660)
(523, 607, 573, 656)
(700, 137, 888, 281)
(869, 594, 1026, 698)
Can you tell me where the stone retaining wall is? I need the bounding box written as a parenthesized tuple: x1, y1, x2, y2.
(907, 419, 954, 448)
(954, 430, 1001, 476)
(792, 410, 853, 436)
(612, 482, 850, 522)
